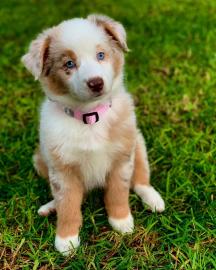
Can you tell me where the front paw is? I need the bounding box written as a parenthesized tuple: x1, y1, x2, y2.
(55, 234, 80, 256)
(134, 184, 165, 212)
(108, 212, 134, 233)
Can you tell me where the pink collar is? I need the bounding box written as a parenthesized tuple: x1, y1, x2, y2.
(55, 100, 112, 125)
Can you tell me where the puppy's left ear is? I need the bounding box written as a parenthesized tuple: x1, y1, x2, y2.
(87, 14, 129, 52)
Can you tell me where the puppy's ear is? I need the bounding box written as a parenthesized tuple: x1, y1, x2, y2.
(21, 28, 53, 80)
(87, 14, 129, 52)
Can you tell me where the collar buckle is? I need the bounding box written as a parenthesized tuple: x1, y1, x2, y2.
(82, 111, 99, 124)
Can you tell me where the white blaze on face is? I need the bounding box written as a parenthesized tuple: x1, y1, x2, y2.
(72, 57, 114, 100)
(58, 19, 114, 100)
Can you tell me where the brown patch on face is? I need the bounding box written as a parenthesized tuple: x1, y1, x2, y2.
(64, 49, 77, 63)
(41, 44, 78, 95)
(42, 74, 69, 95)
(96, 44, 124, 78)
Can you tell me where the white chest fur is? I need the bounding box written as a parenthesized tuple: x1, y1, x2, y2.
(39, 98, 124, 190)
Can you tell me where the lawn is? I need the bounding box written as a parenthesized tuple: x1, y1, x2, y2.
(0, 0, 215, 269)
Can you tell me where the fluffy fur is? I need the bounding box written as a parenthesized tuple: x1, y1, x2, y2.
(22, 14, 165, 255)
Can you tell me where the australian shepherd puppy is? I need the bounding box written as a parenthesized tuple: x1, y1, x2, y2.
(22, 14, 165, 255)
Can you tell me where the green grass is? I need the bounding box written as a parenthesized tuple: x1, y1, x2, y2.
(0, 0, 216, 269)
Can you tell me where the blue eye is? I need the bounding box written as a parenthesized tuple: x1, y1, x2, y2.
(66, 60, 76, 69)
(97, 52, 105, 61)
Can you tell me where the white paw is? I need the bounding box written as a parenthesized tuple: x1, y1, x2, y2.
(108, 213, 134, 233)
(38, 200, 56, 216)
(55, 234, 80, 256)
(134, 185, 165, 212)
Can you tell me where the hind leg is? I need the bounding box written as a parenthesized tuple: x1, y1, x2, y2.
(38, 200, 56, 216)
(33, 147, 49, 179)
(132, 131, 165, 212)
(33, 147, 56, 215)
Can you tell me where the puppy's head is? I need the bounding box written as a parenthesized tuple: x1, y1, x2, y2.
(22, 15, 128, 103)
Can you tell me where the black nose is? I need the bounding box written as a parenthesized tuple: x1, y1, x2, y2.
(87, 77, 104, 93)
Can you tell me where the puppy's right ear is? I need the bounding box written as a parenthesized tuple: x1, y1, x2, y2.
(21, 28, 53, 80)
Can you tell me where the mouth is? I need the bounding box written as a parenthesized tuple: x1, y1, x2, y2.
(93, 92, 104, 97)
(90, 89, 105, 98)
